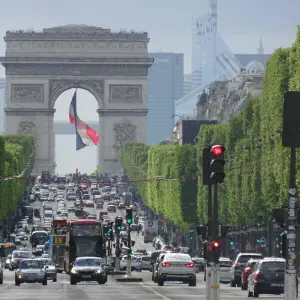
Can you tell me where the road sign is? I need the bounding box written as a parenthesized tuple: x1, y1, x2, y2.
(260, 237, 266, 248)
(245, 242, 251, 251)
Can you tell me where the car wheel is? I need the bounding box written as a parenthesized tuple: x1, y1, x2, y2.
(70, 277, 77, 285)
(158, 277, 164, 286)
(15, 279, 20, 286)
(248, 290, 253, 297)
(42, 277, 48, 285)
(230, 280, 236, 287)
(189, 278, 196, 287)
(53, 277, 57, 282)
(241, 282, 247, 290)
(253, 288, 259, 298)
(0, 276, 3, 284)
(98, 277, 106, 284)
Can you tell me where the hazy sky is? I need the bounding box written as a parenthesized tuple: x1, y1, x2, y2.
(0, 0, 299, 173)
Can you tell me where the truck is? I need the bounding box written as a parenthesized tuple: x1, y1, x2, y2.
(41, 171, 51, 184)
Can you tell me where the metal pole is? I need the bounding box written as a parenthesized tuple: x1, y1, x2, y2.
(126, 224, 132, 276)
(115, 232, 121, 271)
(206, 184, 213, 300)
(285, 147, 297, 300)
(211, 184, 220, 300)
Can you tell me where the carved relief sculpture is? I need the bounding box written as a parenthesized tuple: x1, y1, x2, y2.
(11, 84, 43, 103)
(113, 120, 137, 152)
(17, 121, 37, 135)
(109, 85, 142, 103)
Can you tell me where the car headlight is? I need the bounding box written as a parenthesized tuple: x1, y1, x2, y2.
(96, 269, 102, 273)
(71, 269, 77, 274)
(5, 259, 10, 264)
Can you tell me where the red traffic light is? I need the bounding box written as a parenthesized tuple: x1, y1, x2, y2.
(212, 240, 220, 248)
(211, 145, 225, 156)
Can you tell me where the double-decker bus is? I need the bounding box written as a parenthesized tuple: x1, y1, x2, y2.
(50, 219, 68, 273)
(64, 219, 104, 273)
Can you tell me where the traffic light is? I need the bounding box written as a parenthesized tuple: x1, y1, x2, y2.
(126, 208, 133, 225)
(212, 240, 221, 263)
(281, 231, 287, 259)
(189, 234, 193, 240)
(209, 145, 226, 184)
(229, 240, 234, 246)
(103, 224, 109, 237)
(108, 221, 114, 232)
(202, 242, 208, 260)
(115, 216, 123, 232)
(127, 248, 132, 257)
(256, 239, 260, 243)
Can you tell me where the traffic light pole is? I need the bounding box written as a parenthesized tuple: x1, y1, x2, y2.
(285, 147, 297, 300)
(126, 223, 132, 276)
(206, 184, 213, 300)
(115, 232, 121, 271)
(211, 184, 220, 300)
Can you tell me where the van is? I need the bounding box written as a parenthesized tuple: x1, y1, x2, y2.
(44, 210, 53, 220)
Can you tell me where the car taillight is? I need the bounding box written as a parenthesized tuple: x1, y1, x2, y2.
(161, 262, 171, 267)
(185, 263, 195, 268)
(246, 268, 252, 274)
(254, 272, 263, 281)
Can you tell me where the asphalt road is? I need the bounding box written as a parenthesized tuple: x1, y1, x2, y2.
(1, 191, 283, 299)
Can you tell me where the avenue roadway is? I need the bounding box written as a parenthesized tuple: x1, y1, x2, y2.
(0, 196, 283, 299)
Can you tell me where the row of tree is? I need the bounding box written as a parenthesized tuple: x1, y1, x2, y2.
(119, 28, 300, 230)
(0, 134, 35, 222)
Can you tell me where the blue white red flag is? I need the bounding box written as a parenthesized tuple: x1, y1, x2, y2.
(69, 91, 99, 151)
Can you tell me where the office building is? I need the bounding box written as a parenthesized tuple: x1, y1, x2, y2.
(147, 53, 184, 144)
(183, 74, 192, 96)
(0, 79, 5, 134)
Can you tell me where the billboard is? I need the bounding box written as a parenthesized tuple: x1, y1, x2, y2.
(144, 218, 158, 243)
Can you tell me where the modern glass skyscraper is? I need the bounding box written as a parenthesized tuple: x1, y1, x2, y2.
(0, 79, 5, 134)
(147, 53, 184, 144)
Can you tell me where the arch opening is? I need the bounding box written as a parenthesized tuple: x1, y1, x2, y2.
(54, 88, 99, 175)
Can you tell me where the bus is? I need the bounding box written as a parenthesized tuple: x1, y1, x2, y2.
(116, 182, 128, 195)
(21, 206, 34, 223)
(0, 243, 16, 259)
(50, 219, 68, 273)
(64, 219, 104, 273)
(30, 230, 49, 247)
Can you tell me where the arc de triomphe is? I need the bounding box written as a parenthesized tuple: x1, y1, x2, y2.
(0, 25, 153, 174)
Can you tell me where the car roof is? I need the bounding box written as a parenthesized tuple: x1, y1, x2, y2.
(261, 257, 285, 262)
(75, 256, 103, 260)
(238, 253, 263, 256)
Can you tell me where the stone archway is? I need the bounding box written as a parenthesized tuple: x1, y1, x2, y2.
(0, 25, 153, 174)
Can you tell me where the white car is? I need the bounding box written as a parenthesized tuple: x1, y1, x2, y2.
(120, 256, 141, 272)
(219, 257, 232, 283)
(157, 253, 196, 286)
(140, 256, 151, 270)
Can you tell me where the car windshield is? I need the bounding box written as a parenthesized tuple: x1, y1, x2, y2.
(41, 259, 54, 266)
(74, 258, 102, 266)
(238, 255, 263, 264)
(12, 251, 29, 258)
(261, 261, 285, 271)
(20, 260, 42, 269)
(44, 213, 52, 218)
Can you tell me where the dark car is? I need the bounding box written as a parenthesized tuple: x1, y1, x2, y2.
(247, 257, 285, 297)
(70, 257, 107, 285)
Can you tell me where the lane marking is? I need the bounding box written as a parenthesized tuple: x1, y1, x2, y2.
(139, 282, 172, 300)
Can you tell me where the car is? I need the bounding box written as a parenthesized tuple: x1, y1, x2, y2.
(9, 250, 30, 270)
(241, 258, 259, 290)
(156, 253, 196, 286)
(40, 258, 57, 282)
(247, 257, 285, 297)
(15, 259, 47, 286)
(107, 204, 116, 213)
(95, 201, 104, 209)
(84, 200, 94, 207)
(219, 257, 232, 283)
(70, 257, 107, 285)
(120, 255, 142, 272)
(229, 253, 263, 287)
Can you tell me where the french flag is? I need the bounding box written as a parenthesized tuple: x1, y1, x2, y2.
(69, 91, 99, 151)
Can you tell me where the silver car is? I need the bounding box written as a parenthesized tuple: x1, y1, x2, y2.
(15, 259, 47, 286)
(40, 258, 57, 282)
